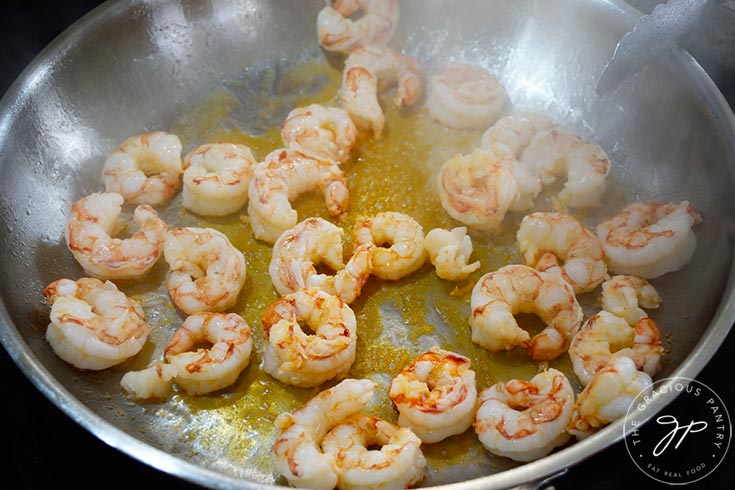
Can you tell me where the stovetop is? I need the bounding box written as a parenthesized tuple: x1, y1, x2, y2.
(1, 2, 733, 489)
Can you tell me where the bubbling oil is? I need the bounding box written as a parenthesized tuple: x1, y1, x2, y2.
(123, 58, 581, 485)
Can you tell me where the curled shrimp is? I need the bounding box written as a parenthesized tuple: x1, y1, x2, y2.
(601, 275, 661, 326)
(322, 414, 426, 489)
(474, 369, 574, 462)
(353, 211, 427, 281)
(273, 378, 376, 489)
(517, 212, 607, 294)
(65, 192, 167, 280)
(247, 148, 349, 243)
(281, 104, 357, 163)
(480, 113, 553, 211)
(427, 63, 507, 129)
(317, 0, 399, 53)
(121, 312, 252, 398)
(163, 227, 247, 315)
(596, 201, 702, 278)
(43, 277, 150, 370)
(102, 131, 183, 206)
(470, 265, 583, 361)
(438, 147, 519, 231)
(424, 226, 481, 281)
(568, 311, 663, 387)
(181, 142, 256, 217)
(519, 127, 610, 208)
(389, 347, 478, 444)
(567, 356, 652, 439)
(269, 217, 373, 304)
(262, 288, 357, 388)
(341, 45, 422, 139)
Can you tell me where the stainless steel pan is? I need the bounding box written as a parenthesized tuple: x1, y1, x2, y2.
(1, 0, 734, 488)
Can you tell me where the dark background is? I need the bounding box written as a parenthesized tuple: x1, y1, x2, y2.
(0, 1, 733, 489)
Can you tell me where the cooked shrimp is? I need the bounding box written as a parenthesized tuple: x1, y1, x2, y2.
(322, 414, 426, 489)
(353, 211, 427, 281)
(120, 362, 175, 400)
(281, 104, 357, 163)
(596, 201, 702, 278)
(273, 378, 376, 489)
(269, 217, 373, 303)
(474, 369, 574, 462)
(519, 127, 610, 208)
(164, 312, 252, 395)
(567, 356, 652, 439)
(438, 147, 519, 231)
(480, 113, 553, 211)
(317, 0, 399, 53)
(262, 288, 357, 388)
(389, 347, 478, 444)
(517, 212, 607, 294)
(181, 142, 256, 217)
(424, 227, 481, 281)
(601, 275, 661, 326)
(470, 265, 583, 361)
(163, 227, 247, 315)
(65, 192, 166, 280)
(102, 131, 183, 206)
(43, 277, 150, 370)
(480, 113, 553, 157)
(569, 311, 663, 387)
(427, 63, 507, 129)
(341, 46, 422, 138)
(247, 148, 349, 243)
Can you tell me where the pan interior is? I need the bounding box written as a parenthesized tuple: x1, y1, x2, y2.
(1, 0, 733, 488)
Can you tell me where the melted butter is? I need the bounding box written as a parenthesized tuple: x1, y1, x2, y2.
(123, 59, 583, 481)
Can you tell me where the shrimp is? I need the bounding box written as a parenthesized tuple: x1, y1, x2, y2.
(470, 265, 583, 361)
(322, 414, 426, 489)
(480, 113, 554, 158)
(341, 46, 422, 139)
(43, 277, 150, 370)
(438, 147, 519, 231)
(181, 142, 256, 217)
(517, 212, 607, 294)
(164, 312, 252, 395)
(121, 312, 252, 398)
(102, 131, 183, 206)
(65, 192, 167, 280)
(426, 63, 507, 129)
(424, 227, 481, 281)
(389, 347, 478, 444)
(353, 211, 427, 281)
(568, 311, 663, 387)
(262, 288, 357, 388)
(269, 217, 373, 304)
(474, 369, 574, 462)
(601, 275, 661, 326)
(247, 148, 349, 243)
(596, 201, 702, 278)
(317, 0, 399, 53)
(163, 227, 247, 315)
(519, 127, 610, 208)
(480, 113, 553, 211)
(567, 356, 652, 439)
(281, 105, 357, 164)
(273, 378, 376, 489)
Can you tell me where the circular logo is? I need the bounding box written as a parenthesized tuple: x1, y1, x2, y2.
(624, 377, 731, 485)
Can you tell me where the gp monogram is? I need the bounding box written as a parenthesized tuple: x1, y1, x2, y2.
(624, 377, 731, 485)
